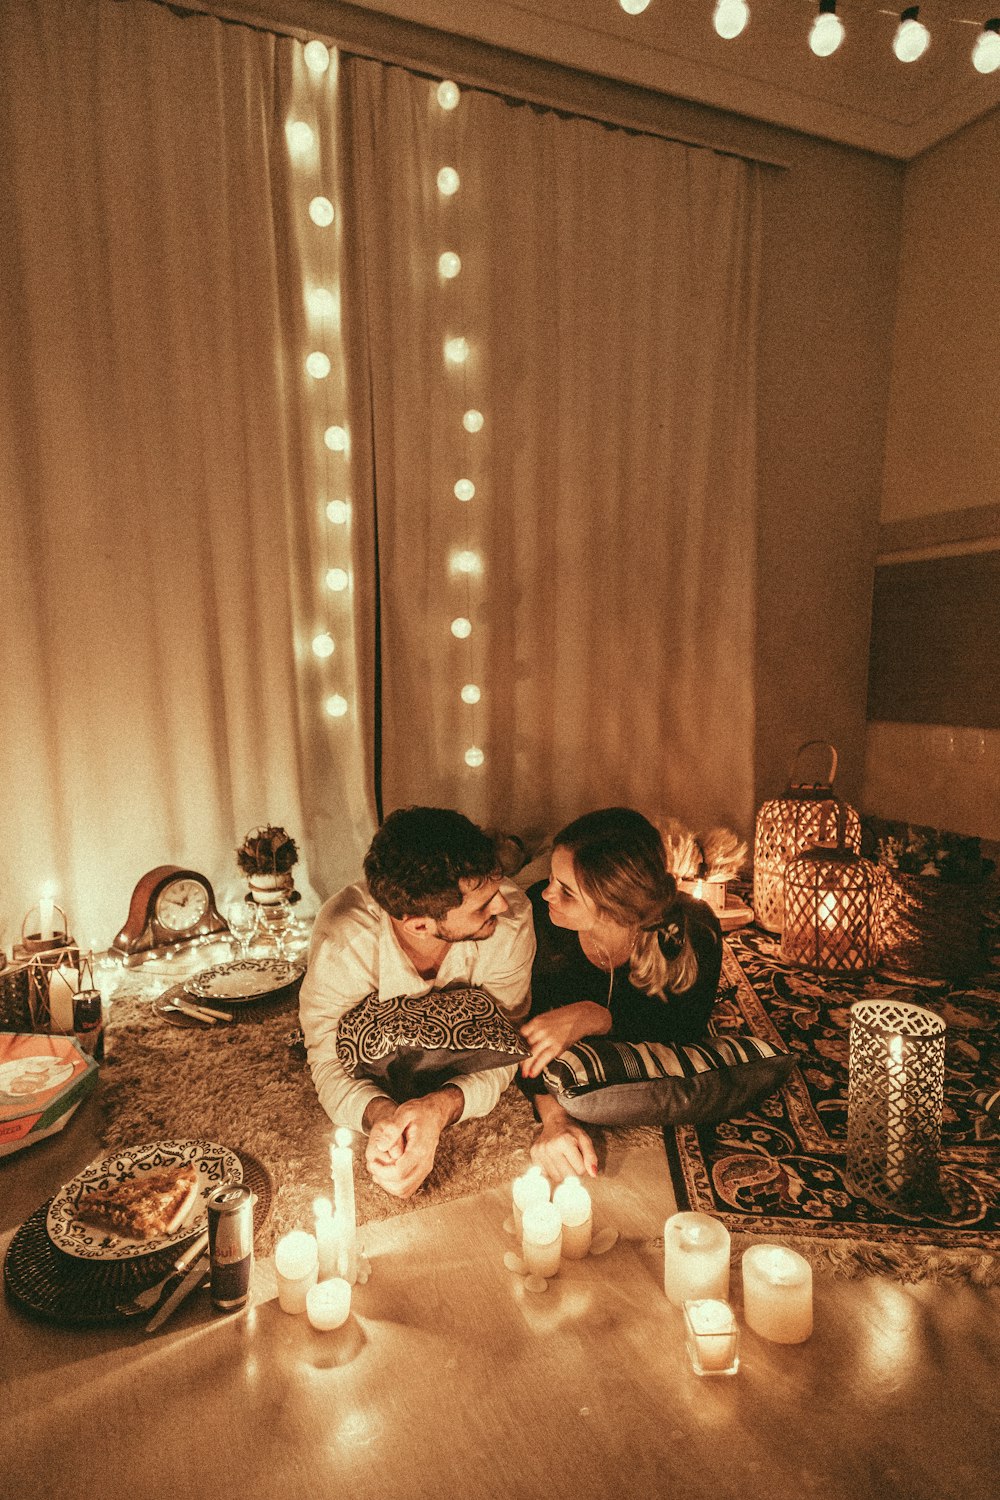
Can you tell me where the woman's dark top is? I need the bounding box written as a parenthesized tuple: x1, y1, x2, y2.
(525, 880, 723, 1065)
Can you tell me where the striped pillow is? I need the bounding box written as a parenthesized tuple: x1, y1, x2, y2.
(541, 1035, 796, 1127)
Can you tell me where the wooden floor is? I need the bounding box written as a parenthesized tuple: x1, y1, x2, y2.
(2, 1091, 999, 1500)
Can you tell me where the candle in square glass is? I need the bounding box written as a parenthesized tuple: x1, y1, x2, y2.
(683, 1299, 740, 1375)
(846, 998, 946, 1208)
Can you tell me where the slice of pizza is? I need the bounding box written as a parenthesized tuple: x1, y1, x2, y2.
(75, 1164, 201, 1240)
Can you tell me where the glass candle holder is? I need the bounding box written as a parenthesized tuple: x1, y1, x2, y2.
(683, 1299, 740, 1376)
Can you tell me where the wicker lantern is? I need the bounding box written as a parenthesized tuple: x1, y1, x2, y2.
(846, 998, 946, 1208)
(753, 741, 861, 934)
(780, 809, 884, 973)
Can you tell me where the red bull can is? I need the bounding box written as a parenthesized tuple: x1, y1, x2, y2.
(206, 1182, 255, 1310)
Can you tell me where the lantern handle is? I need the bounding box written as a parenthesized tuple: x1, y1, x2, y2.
(788, 740, 838, 792)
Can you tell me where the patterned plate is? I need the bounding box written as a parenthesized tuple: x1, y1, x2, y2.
(186, 958, 303, 1002)
(46, 1139, 242, 1260)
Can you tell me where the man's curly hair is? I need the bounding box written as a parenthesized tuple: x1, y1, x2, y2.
(363, 807, 501, 920)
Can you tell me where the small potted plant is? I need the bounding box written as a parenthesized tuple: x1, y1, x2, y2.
(237, 825, 300, 905)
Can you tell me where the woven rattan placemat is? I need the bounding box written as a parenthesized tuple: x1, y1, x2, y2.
(3, 1149, 272, 1326)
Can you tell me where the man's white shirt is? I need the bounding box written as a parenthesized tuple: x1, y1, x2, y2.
(299, 879, 536, 1133)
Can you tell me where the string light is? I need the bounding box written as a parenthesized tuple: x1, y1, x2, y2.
(462, 409, 484, 433)
(324, 694, 349, 717)
(451, 617, 472, 639)
(454, 479, 476, 502)
(713, 0, 750, 38)
(303, 40, 330, 73)
(307, 287, 338, 322)
(445, 336, 470, 364)
(437, 167, 460, 195)
(461, 684, 481, 704)
(324, 425, 349, 451)
(437, 80, 460, 110)
(464, 747, 485, 768)
(325, 568, 349, 591)
(438, 252, 462, 279)
(893, 6, 931, 60)
(451, 550, 481, 574)
(308, 196, 335, 227)
(973, 17, 1000, 70)
(306, 352, 331, 378)
(286, 121, 315, 153)
(619, 0, 651, 13)
(326, 500, 350, 524)
(312, 633, 335, 658)
(809, 0, 845, 55)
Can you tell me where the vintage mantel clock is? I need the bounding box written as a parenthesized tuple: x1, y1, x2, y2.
(111, 866, 229, 965)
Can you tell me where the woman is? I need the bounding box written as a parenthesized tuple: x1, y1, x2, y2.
(521, 807, 723, 1182)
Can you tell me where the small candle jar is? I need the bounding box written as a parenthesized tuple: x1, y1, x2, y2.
(741, 1245, 813, 1344)
(305, 1276, 352, 1331)
(663, 1212, 731, 1307)
(552, 1176, 593, 1259)
(313, 1197, 338, 1280)
(683, 1299, 740, 1376)
(274, 1230, 319, 1315)
(512, 1165, 550, 1237)
(522, 1201, 562, 1278)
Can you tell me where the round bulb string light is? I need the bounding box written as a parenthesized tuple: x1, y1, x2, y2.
(619, 0, 1000, 66)
(436, 81, 485, 774)
(292, 40, 354, 715)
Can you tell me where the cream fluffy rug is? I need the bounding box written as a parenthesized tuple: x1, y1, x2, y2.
(99, 993, 663, 1253)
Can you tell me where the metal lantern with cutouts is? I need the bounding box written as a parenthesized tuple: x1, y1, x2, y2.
(753, 741, 861, 934)
(846, 998, 946, 1208)
(780, 806, 884, 972)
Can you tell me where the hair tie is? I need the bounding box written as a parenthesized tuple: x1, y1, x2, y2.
(656, 913, 685, 961)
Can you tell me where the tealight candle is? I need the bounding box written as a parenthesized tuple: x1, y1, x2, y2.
(48, 965, 79, 1034)
(522, 1201, 562, 1279)
(313, 1197, 338, 1280)
(512, 1165, 550, 1237)
(741, 1245, 813, 1344)
(274, 1230, 319, 1314)
(683, 1298, 740, 1376)
(663, 1211, 731, 1307)
(305, 1276, 352, 1331)
(552, 1175, 593, 1259)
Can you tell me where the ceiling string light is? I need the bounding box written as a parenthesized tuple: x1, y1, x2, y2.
(619, 0, 1000, 68)
(435, 80, 486, 775)
(291, 40, 355, 718)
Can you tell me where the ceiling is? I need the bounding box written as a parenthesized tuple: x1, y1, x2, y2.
(356, 0, 1000, 157)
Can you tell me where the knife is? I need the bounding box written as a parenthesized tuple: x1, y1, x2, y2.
(144, 1249, 211, 1333)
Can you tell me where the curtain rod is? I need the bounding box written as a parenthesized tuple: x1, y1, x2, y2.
(140, 0, 790, 170)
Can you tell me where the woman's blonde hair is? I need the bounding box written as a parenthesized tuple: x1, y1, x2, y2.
(553, 807, 698, 998)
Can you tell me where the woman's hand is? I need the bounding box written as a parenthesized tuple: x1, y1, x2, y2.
(530, 1098, 598, 1181)
(519, 1001, 612, 1079)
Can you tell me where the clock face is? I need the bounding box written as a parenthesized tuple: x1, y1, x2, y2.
(155, 877, 210, 933)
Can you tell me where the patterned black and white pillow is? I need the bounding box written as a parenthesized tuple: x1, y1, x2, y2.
(542, 1035, 796, 1127)
(337, 987, 529, 1099)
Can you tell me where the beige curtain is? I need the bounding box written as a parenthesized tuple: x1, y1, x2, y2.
(0, 0, 373, 948)
(341, 58, 761, 846)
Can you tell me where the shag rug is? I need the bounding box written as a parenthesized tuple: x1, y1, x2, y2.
(667, 929, 1000, 1284)
(98, 990, 662, 1254)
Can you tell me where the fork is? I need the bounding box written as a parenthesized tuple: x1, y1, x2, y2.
(116, 1228, 210, 1316)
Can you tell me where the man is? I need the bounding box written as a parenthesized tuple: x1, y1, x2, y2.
(299, 806, 535, 1199)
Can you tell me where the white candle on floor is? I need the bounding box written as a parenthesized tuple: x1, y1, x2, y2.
(306, 1277, 352, 1331)
(274, 1230, 319, 1314)
(683, 1298, 740, 1375)
(552, 1175, 593, 1259)
(522, 1201, 562, 1279)
(741, 1245, 813, 1344)
(663, 1211, 731, 1307)
(313, 1197, 338, 1280)
(48, 965, 78, 1033)
(512, 1165, 550, 1237)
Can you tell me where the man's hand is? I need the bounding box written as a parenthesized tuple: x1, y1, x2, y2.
(530, 1096, 598, 1182)
(365, 1087, 463, 1199)
(520, 1001, 612, 1079)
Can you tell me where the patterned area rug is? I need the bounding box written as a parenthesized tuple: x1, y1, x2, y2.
(666, 929, 1000, 1281)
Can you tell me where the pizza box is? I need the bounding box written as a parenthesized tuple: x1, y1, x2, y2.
(0, 1033, 99, 1157)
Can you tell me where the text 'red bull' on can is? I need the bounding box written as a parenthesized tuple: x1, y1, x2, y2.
(206, 1182, 255, 1311)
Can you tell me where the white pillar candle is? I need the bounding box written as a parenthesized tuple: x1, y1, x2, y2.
(313, 1197, 339, 1280)
(522, 1201, 562, 1279)
(885, 1034, 906, 1193)
(48, 965, 79, 1033)
(552, 1175, 593, 1259)
(305, 1276, 352, 1331)
(741, 1245, 813, 1344)
(683, 1298, 740, 1375)
(512, 1164, 550, 1237)
(274, 1230, 319, 1314)
(39, 887, 56, 941)
(663, 1211, 731, 1307)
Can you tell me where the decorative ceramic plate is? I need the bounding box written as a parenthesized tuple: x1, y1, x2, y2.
(46, 1139, 242, 1260)
(186, 957, 303, 1002)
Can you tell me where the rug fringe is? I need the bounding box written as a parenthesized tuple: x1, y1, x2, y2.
(732, 1231, 1000, 1285)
